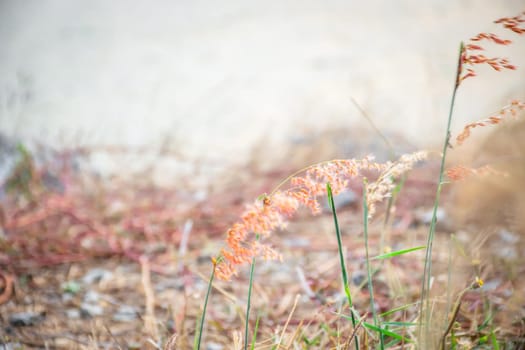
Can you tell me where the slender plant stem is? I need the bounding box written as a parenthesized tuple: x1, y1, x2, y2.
(350, 97, 396, 160)
(444, 235, 454, 333)
(363, 179, 385, 349)
(250, 313, 261, 350)
(195, 262, 217, 350)
(327, 183, 359, 350)
(380, 175, 406, 253)
(439, 282, 478, 350)
(418, 42, 464, 347)
(244, 235, 258, 350)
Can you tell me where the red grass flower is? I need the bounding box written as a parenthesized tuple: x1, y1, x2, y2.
(494, 12, 525, 34)
(215, 153, 427, 280)
(458, 11, 525, 84)
(455, 100, 525, 145)
(446, 165, 507, 181)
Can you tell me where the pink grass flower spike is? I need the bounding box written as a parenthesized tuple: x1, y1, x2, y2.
(215, 152, 427, 281)
(455, 100, 525, 145)
(458, 12, 525, 84)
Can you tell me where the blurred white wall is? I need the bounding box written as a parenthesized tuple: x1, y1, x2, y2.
(1, 0, 524, 169)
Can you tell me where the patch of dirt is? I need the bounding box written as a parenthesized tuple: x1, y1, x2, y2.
(1, 138, 525, 349)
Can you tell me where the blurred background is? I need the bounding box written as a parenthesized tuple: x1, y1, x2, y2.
(1, 0, 524, 184)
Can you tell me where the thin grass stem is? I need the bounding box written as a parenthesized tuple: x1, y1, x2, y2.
(327, 182, 359, 350)
(380, 175, 405, 258)
(244, 235, 258, 350)
(195, 261, 217, 350)
(444, 235, 454, 333)
(350, 96, 396, 159)
(363, 179, 385, 349)
(250, 313, 261, 350)
(418, 42, 464, 347)
(438, 279, 482, 350)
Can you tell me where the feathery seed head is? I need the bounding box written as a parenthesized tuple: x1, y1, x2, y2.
(459, 12, 524, 84)
(215, 156, 386, 280)
(455, 100, 525, 145)
(215, 152, 427, 280)
(446, 165, 507, 181)
(365, 151, 428, 218)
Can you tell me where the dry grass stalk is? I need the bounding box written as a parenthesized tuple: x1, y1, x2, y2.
(141, 256, 160, 344)
(232, 330, 243, 349)
(275, 294, 300, 349)
(344, 316, 366, 350)
(163, 334, 178, 350)
(0, 272, 15, 305)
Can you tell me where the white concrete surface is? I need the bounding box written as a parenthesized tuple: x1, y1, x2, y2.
(1, 1, 524, 171)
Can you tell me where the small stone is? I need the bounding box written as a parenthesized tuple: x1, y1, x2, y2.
(418, 207, 446, 225)
(481, 279, 501, 292)
(62, 293, 74, 303)
(416, 207, 453, 231)
(83, 290, 100, 303)
(194, 190, 208, 202)
(495, 246, 517, 260)
(8, 312, 46, 327)
(66, 309, 81, 319)
(82, 268, 113, 284)
(206, 342, 224, 350)
(80, 302, 104, 317)
(283, 237, 310, 248)
(498, 229, 519, 244)
(113, 305, 138, 322)
(352, 272, 366, 286)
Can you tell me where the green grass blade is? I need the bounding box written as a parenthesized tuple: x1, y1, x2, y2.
(490, 330, 500, 350)
(363, 322, 413, 343)
(250, 313, 261, 350)
(327, 183, 359, 350)
(244, 234, 259, 350)
(193, 315, 201, 350)
(419, 42, 464, 345)
(382, 321, 419, 327)
(371, 246, 426, 260)
(379, 302, 418, 318)
(451, 327, 457, 350)
(194, 262, 216, 350)
(244, 253, 256, 350)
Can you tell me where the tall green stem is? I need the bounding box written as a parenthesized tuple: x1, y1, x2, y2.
(418, 42, 464, 347)
(195, 262, 216, 350)
(244, 236, 258, 350)
(327, 183, 360, 350)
